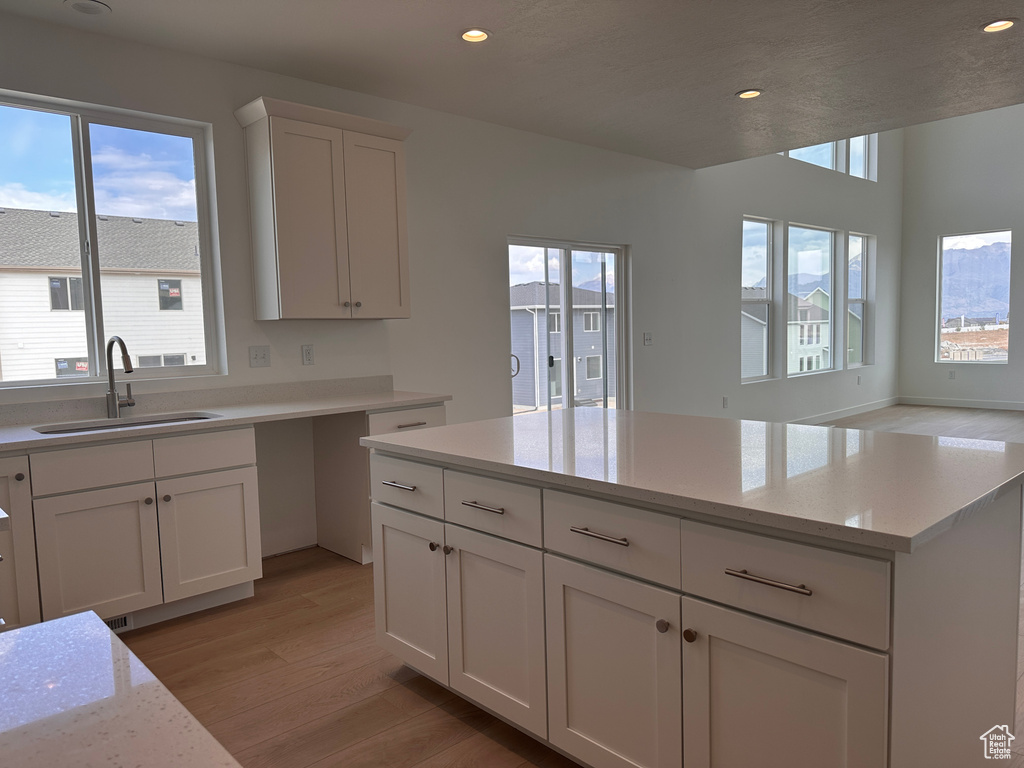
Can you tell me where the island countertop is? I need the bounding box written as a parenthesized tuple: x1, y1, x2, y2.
(360, 408, 1024, 553)
(0, 612, 240, 767)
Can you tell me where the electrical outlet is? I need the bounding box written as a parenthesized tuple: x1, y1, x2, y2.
(643, 332, 653, 346)
(722, 396, 728, 409)
(948, 370, 955, 380)
(249, 345, 270, 368)
(301, 344, 315, 365)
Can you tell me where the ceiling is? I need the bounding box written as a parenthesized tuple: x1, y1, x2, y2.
(2, 0, 1023, 168)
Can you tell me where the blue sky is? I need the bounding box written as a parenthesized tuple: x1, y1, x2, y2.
(0, 104, 198, 221)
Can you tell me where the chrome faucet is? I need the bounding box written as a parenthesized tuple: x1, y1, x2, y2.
(105, 336, 135, 418)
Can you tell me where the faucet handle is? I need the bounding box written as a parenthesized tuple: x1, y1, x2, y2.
(123, 382, 135, 409)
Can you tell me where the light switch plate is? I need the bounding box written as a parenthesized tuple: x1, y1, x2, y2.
(249, 345, 270, 368)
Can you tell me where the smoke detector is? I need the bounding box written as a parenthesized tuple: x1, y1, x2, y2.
(64, 0, 112, 15)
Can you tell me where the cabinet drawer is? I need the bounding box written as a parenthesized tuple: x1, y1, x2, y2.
(543, 490, 681, 589)
(680, 519, 891, 650)
(31, 441, 154, 496)
(367, 405, 446, 435)
(154, 428, 257, 477)
(444, 471, 542, 547)
(370, 454, 444, 519)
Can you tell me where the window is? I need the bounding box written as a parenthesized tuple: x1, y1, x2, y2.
(158, 279, 183, 311)
(741, 218, 771, 380)
(781, 135, 877, 181)
(848, 234, 868, 364)
(138, 353, 186, 367)
(49, 277, 84, 311)
(0, 98, 217, 385)
(787, 225, 833, 375)
(509, 240, 625, 413)
(937, 230, 1011, 363)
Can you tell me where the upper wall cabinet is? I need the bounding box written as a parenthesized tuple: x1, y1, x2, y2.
(235, 97, 411, 320)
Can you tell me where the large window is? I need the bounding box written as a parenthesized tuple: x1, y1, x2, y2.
(937, 230, 1011, 363)
(741, 218, 771, 380)
(787, 226, 834, 375)
(509, 240, 626, 413)
(782, 135, 876, 180)
(0, 98, 217, 385)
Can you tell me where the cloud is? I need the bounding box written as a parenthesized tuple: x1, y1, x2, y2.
(509, 245, 551, 287)
(944, 232, 1011, 250)
(91, 145, 198, 221)
(0, 183, 76, 212)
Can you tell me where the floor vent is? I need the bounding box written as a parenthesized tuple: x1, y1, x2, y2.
(104, 614, 133, 633)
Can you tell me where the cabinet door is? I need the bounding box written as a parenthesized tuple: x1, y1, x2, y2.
(34, 482, 162, 620)
(157, 467, 262, 603)
(343, 131, 410, 318)
(446, 525, 546, 738)
(0, 457, 38, 630)
(545, 555, 681, 768)
(371, 502, 448, 682)
(681, 596, 888, 768)
(269, 116, 351, 318)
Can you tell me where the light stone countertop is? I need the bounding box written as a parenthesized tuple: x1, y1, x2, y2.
(0, 387, 450, 454)
(0, 612, 240, 767)
(361, 408, 1024, 553)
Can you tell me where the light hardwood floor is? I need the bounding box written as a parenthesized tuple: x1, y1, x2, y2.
(122, 404, 1024, 768)
(122, 546, 580, 768)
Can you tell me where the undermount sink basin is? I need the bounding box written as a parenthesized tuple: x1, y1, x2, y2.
(33, 411, 222, 435)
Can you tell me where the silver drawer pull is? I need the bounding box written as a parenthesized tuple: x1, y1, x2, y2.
(462, 500, 505, 515)
(725, 568, 812, 596)
(382, 481, 417, 492)
(570, 526, 629, 547)
(397, 421, 428, 429)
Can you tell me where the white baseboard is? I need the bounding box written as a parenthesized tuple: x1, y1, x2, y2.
(897, 396, 1024, 411)
(127, 581, 255, 631)
(797, 397, 900, 425)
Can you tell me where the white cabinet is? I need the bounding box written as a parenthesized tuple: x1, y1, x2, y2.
(681, 595, 889, 768)
(157, 467, 261, 603)
(34, 483, 163, 619)
(371, 502, 548, 738)
(31, 428, 261, 621)
(236, 97, 411, 320)
(0, 456, 38, 630)
(545, 554, 681, 768)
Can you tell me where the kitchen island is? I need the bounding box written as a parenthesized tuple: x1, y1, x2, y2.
(362, 408, 1024, 768)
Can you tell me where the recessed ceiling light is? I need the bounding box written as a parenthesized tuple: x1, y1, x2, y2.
(64, 0, 112, 15)
(462, 28, 490, 43)
(736, 89, 762, 99)
(982, 19, 1015, 32)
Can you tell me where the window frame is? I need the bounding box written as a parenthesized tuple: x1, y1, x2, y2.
(787, 223, 836, 377)
(585, 354, 602, 380)
(847, 233, 870, 366)
(158, 278, 184, 311)
(0, 91, 222, 389)
(548, 311, 561, 334)
(583, 311, 600, 332)
(781, 135, 877, 181)
(740, 217, 773, 382)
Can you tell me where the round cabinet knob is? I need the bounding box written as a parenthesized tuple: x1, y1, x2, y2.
(655, 619, 670, 634)
(14, 473, 24, 482)
(428, 541, 439, 551)
(163, 494, 172, 502)
(442, 545, 454, 555)
(682, 628, 698, 644)
(343, 301, 351, 308)
(144, 497, 154, 505)
(354, 301, 363, 308)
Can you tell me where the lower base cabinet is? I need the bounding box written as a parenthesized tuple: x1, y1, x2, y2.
(681, 595, 889, 768)
(545, 554, 682, 768)
(371, 503, 547, 738)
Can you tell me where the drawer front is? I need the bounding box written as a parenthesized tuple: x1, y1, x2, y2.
(444, 470, 542, 547)
(154, 428, 257, 477)
(370, 453, 444, 519)
(31, 440, 154, 496)
(543, 490, 681, 589)
(680, 519, 891, 650)
(367, 405, 446, 435)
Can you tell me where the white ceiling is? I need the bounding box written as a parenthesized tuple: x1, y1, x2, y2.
(3, 0, 1023, 168)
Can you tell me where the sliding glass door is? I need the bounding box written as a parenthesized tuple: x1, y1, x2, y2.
(509, 241, 622, 414)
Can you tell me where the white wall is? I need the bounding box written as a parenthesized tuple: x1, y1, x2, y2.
(899, 105, 1024, 408)
(0, 12, 903, 425)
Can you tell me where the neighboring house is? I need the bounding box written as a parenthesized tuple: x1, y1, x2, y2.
(0, 208, 206, 382)
(510, 281, 615, 410)
(787, 288, 831, 374)
(740, 286, 768, 379)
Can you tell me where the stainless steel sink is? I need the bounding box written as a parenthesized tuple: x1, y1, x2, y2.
(33, 411, 222, 435)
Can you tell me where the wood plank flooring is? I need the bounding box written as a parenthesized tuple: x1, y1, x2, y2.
(121, 547, 580, 768)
